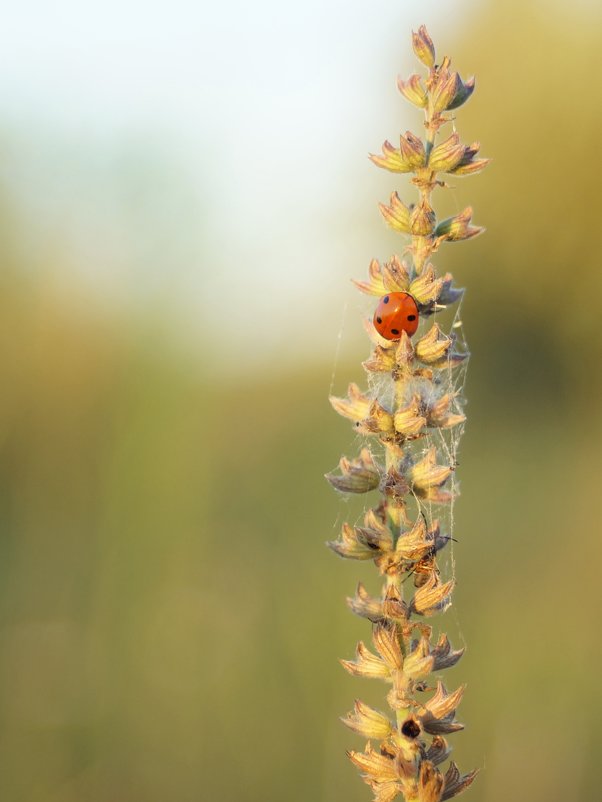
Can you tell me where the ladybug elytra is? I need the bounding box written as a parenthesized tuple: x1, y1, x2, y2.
(373, 292, 419, 340)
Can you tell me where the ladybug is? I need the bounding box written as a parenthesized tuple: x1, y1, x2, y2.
(373, 292, 419, 340)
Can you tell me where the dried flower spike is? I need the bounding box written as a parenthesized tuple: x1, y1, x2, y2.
(327, 27, 488, 802)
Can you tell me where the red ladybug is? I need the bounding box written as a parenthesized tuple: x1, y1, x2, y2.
(373, 292, 419, 340)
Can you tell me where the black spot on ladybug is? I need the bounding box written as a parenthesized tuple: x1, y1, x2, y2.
(391, 328, 400, 335)
(383, 296, 389, 303)
(376, 316, 382, 324)
(407, 314, 416, 321)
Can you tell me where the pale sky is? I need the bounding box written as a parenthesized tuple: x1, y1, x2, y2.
(0, 0, 480, 368)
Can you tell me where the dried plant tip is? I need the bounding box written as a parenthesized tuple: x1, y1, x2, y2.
(371, 132, 426, 174)
(410, 447, 452, 493)
(341, 700, 393, 740)
(328, 522, 382, 560)
(428, 133, 467, 173)
(379, 192, 412, 234)
(373, 621, 404, 669)
(409, 264, 444, 307)
(435, 207, 483, 242)
(382, 584, 409, 620)
(410, 573, 455, 617)
(412, 25, 436, 68)
(449, 141, 490, 176)
(415, 325, 452, 364)
(326, 449, 380, 493)
(341, 640, 390, 679)
(397, 74, 428, 108)
(347, 743, 400, 781)
(347, 582, 384, 622)
(352, 258, 388, 296)
(446, 75, 476, 110)
(329, 383, 372, 423)
(437, 274, 464, 306)
(442, 762, 479, 800)
(425, 736, 452, 766)
(410, 199, 436, 236)
(431, 633, 464, 670)
(419, 681, 466, 734)
(432, 70, 462, 114)
(394, 396, 427, 438)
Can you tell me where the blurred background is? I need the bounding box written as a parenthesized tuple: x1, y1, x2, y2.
(0, 0, 600, 800)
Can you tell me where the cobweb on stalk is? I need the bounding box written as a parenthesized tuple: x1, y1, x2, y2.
(330, 285, 471, 604)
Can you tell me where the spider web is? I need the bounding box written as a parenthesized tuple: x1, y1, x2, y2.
(330, 280, 470, 629)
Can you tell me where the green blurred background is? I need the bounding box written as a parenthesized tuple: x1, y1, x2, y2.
(0, 1, 600, 800)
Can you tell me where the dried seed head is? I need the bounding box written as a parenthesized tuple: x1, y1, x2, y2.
(352, 258, 387, 296)
(409, 264, 444, 307)
(329, 383, 372, 424)
(373, 621, 404, 669)
(326, 448, 380, 493)
(449, 141, 490, 176)
(379, 192, 412, 234)
(428, 133, 467, 173)
(341, 640, 389, 679)
(397, 73, 428, 107)
(410, 573, 455, 617)
(412, 25, 436, 68)
(347, 742, 400, 781)
(410, 447, 452, 493)
(341, 699, 393, 740)
(431, 633, 464, 671)
(382, 583, 409, 620)
(446, 74, 476, 110)
(410, 199, 436, 236)
(415, 325, 453, 364)
(371, 132, 426, 173)
(425, 735, 452, 766)
(441, 762, 479, 800)
(435, 206, 484, 242)
(418, 681, 466, 734)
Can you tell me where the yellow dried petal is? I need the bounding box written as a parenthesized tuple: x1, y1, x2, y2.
(340, 640, 390, 680)
(415, 325, 452, 364)
(379, 192, 411, 234)
(352, 258, 387, 296)
(341, 700, 393, 740)
(397, 74, 427, 108)
(373, 622, 404, 669)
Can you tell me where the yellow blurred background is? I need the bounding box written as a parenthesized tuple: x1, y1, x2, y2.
(0, 1, 600, 800)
